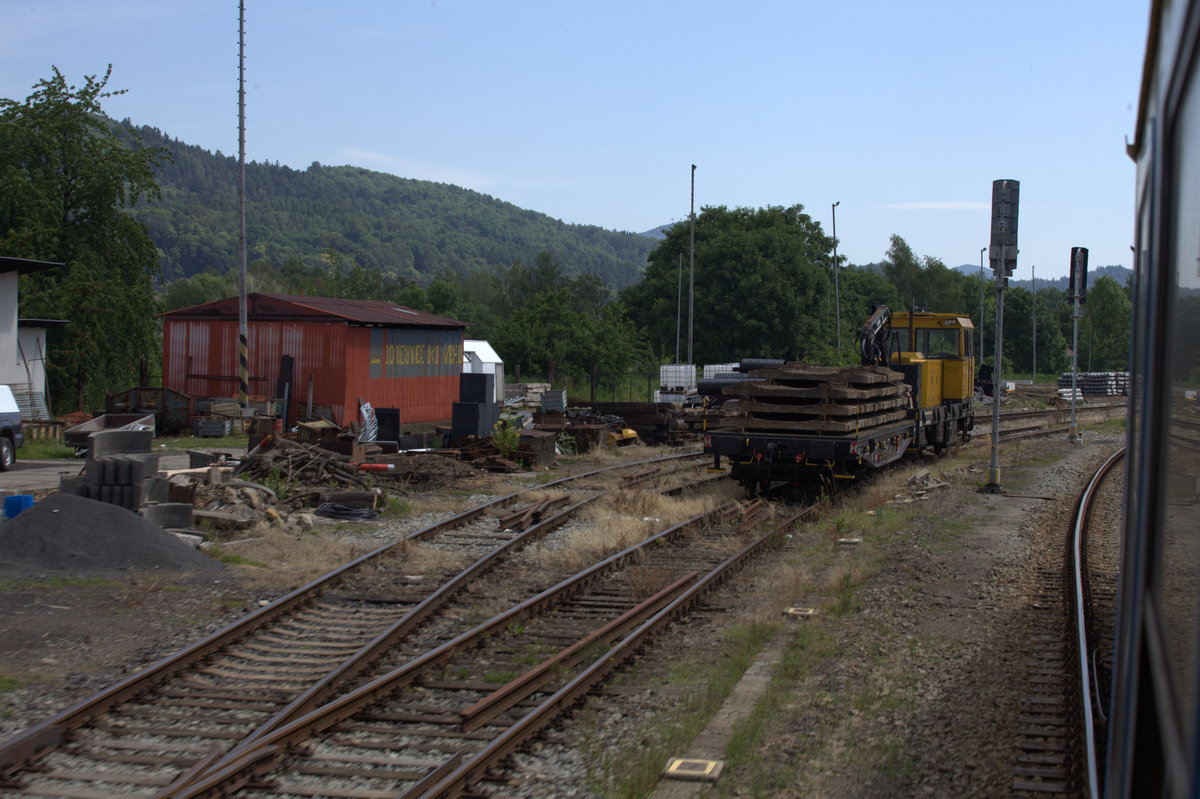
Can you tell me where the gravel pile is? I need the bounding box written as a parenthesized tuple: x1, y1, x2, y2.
(0, 493, 226, 576)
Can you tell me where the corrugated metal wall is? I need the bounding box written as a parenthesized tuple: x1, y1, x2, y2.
(163, 320, 462, 425)
(346, 327, 461, 424)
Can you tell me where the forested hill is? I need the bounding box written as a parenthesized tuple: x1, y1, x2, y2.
(128, 125, 656, 288)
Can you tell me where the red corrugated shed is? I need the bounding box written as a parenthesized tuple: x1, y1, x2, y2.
(161, 294, 466, 425)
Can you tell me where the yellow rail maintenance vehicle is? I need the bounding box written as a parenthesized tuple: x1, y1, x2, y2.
(703, 305, 976, 495)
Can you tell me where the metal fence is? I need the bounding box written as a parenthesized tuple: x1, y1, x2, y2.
(587, 371, 659, 403)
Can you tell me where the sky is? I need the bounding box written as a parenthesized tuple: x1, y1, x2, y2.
(2, 1, 1150, 280)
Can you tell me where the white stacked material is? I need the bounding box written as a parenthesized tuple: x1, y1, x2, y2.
(659, 364, 696, 392)
(1056, 371, 1130, 397)
(703, 362, 738, 379)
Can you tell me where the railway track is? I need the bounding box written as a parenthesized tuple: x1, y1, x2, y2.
(0, 450, 713, 798)
(1011, 448, 1123, 797)
(152, 496, 813, 799)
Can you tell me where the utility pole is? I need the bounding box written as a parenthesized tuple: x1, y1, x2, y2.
(237, 1, 250, 418)
(675, 252, 682, 364)
(1031, 263, 1037, 384)
(986, 179, 1019, 493)
(832, 201, 841, 349)
(688, 164, 696, 366)
(979, 246, 986, 364)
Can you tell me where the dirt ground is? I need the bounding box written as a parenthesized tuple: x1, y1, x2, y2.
(0, 432, 1123, 798)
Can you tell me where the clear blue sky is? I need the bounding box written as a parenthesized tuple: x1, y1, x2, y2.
(3, 1, 1148, 279)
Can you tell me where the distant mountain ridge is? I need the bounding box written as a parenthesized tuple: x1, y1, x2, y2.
(952, 263, 1132, 292)
(128, 125, 656, 288)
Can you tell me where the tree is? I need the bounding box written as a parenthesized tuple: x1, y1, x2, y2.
(620, 205, 834, 365)
(1079, 275, 1133, 371)
(1, 67, 166, 411)
(881, 235, 965, 313)
(163, 269, 235, 311)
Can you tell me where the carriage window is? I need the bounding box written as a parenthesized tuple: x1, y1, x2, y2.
(890, 327, 960, 358)
(1159, 59, 1200, 743)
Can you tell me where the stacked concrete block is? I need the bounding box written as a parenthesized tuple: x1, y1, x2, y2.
(59, 429, 161, 511)
(82, 452, 162, 510)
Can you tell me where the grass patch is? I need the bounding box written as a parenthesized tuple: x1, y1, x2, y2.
(156, 433, 248, 453)
(0, 576, 122, 592)
(17, 439, 75, 459)
(716, 625, 839, 796)
(482, 669, 518, 684)
(258, 467, 292, 501)
(0, 673, 23, 693)
(1089, 417, 1127, 434)
(536, 490, 717, 573)
(216, 552, 269, 568)
(380, 496, 411, 518)
(581, 622, 777, 797)
(832, 568, 863, 616)
(205, 528, 365, 591)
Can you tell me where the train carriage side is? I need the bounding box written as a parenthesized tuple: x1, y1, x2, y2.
(1107, 1, 1200, 797)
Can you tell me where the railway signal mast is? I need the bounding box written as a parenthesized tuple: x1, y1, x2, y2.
(1067, 247, 1088, 444)
(986, 179, 1019, 493)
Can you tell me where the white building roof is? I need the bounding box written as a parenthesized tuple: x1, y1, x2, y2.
(464, 339, 503, 365)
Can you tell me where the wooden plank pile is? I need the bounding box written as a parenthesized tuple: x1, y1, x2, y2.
(234, 435, 372, 488)
(714, 364, 911, 435)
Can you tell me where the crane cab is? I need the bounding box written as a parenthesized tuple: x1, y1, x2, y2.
(888, 312, 975, 408)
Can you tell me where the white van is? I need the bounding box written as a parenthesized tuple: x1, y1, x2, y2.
(0, 385, 23, 471)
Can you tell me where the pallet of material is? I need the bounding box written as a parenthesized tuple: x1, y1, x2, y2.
(716, 363, 910, 436)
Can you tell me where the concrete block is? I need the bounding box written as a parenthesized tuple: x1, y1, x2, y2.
(129, 453, 160, 481)
(111, 456, 132, 485)
(142, 477, 171, 503)
(140, 502, 194, 529)
(58, 476, 90, 497)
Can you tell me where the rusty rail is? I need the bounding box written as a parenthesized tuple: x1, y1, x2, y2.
(0, 448, 703, 788)
(1071, 448, 1125, 799)
(161, 499, 815, 798)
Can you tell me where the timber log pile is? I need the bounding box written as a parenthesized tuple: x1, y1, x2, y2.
(714, 364, 912, 435)
(235, 436, 372, 489)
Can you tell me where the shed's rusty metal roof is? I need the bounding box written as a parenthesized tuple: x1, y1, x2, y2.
(160, 293, 466, 328)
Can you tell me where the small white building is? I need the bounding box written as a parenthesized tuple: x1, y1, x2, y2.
(463, 340, 505, 403)
(0, 257, 65, 419)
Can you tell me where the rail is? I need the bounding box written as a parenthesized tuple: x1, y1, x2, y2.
(0, 448, 704, 789)
(1072, 447, 1125, 799)
(156, 496, 807, 797)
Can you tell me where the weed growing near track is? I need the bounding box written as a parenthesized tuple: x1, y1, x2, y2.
(580, 622, 778, 797)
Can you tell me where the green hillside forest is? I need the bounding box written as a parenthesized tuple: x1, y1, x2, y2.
(128, 125, 656, 289)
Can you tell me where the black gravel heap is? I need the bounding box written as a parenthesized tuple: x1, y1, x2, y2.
(0, 493, 226, 576)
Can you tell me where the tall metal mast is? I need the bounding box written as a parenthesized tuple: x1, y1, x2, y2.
(688, 164, 695, 365)
(237, 1, 249, 416)
(986, 179, 1019, 493)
